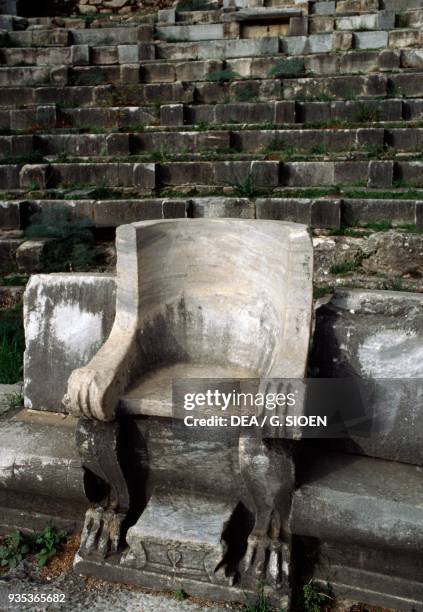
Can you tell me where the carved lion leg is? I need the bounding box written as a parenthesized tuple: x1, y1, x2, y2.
(76, 418, 130, 559)
(240, 435, 295, 589)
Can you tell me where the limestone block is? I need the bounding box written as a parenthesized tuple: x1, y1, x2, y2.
(71, 44, 90, 66)
(94, 199, 186, 226)
(282, 162, 335, 186)
(138, 42, 155, 60)
(36, 104, 57, 128)
(71, 27, 138, 46)
(397, 161, 423, 187)
(175, 59, 223, 82)
(91, 46, 118, 65)
(367, 160, 393, 188)
(354, 31, 388, 50)
(133, 163, 156, 190)
(0, 165, 19, 189)
(389, 29, 422, 49)
(333, 31, 353, 50)
(191, 197, 254, 218)
(50, 65, 68, 85)
(0, 14, 13, 30)
(120, 64, 139, 84)
(342, 198, 418, 227)
(141, 62, 175, 83)
(157, 24, 225, 42)
(289, 16, 308, 36)
(312, 1, 335, 14)
(118, 44, 139, 64)
(24, 274, 116, 413)
(16, 239, 48, 274)
(336, 0, 378, 13)
(36, 48, 69, 67)
(20, 164, 51, 190)
(157, 9, 176, 24)
(401, 49, 423, 69)
(310, 289, 423, 465)
(0, 201, 21, 229)
(106, 133, 130, 156)
(309, 15, 334, 33)
(283, 33, 333, 54)
(0, 414, 85, 506)
(137, 25, 154, 42)
(160, 104, 184, 126)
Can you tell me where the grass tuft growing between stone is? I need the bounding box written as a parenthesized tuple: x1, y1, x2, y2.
(0, 305, 24, 385)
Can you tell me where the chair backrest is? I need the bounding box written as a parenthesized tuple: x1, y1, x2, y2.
(115, 218, 313, 378)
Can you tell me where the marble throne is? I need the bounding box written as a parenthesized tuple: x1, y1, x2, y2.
(65, 218, 313, 605)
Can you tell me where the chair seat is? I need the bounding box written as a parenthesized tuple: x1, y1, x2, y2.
(120, 362, 258, 417)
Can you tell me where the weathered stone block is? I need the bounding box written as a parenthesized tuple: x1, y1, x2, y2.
(333, 31, 353, 51)
(342, 198, 417, 226)
(94, 199, 186, 226)
(334, 161, 369, 185)
(289, 16, 308, 36)
(106, 133, 130, 156)
(354, 31, 388, 50)
(24, 274, 116, 413)
(141, 62, 175, 83)
(71, 45, 90, 66)
(368, 161, 393, 188)
(401, 49, 423, 70)
(388, 29, 422, 49)
(20, 164, 51, 190)
(118, 44, 139, 64)
(36, 104, 57, 128)
(191, 197, 254, 218)
(50, 65, 68, 85)
(336, 0, 378, 13)
(310, 288, 423, 465)
(397, 161, 423, 187)
(133, 163, 156, 190)
(309, 15, 335, 33)
(281, 162, 335, 186)
(16, 239, 48, 274)
(0, 201, 21, 229)
(160, 104, 184, 126)
(0, 165, 19, 189)
(137, 25, 154, 41)
(120, 64, 140, 84)
(138, 43, 156, 60)
(312, 1, 335, 14)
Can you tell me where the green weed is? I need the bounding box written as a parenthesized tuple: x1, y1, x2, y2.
(0, 527, 67, 571)
(206, 70, 239, 83)
(0, 305, 24, 385)
(268, 58, 305, 79)
(330, 259, 360, 275)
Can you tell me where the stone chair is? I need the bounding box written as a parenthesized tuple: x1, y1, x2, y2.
(65, 218, 313, 605)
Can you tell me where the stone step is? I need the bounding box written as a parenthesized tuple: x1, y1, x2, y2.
(2, 98, 419, 131)
(2, 25, 154, 47)
(1, 128, 422, 159)
(0, 75, 421, 111)
(2, 159, 421, 191)
(2, 195, 422, 231)
(1, 46, 423, 81)
(156, 36, 280, 60)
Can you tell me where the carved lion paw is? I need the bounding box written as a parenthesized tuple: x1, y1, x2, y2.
(243, 534, 268, 577)
(64, 367, 118, 421)
(79, 507, 124, 558)
(243, 535, 288, 589)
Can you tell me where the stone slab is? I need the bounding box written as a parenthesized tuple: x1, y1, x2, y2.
(24, 274, 116, 413)
(310, 289, 423, 466)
